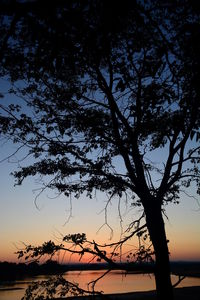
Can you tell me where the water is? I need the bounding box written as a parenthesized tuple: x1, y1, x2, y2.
(0, 270, 200, 300)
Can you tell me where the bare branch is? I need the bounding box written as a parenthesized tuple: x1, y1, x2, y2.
(173, 275, 186, 288)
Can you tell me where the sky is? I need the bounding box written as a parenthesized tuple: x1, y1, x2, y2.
(0, 138, 200, 264)
(0, 79, 200, 264)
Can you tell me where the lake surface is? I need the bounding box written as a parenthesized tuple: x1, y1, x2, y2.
(1, 270, 200, 300)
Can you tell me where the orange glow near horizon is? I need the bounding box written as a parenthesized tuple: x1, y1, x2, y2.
(1, 231, 200, 264)
(0, 159, 200, 264)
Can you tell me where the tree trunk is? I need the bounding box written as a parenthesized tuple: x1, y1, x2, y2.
(144, 201, 174, 300)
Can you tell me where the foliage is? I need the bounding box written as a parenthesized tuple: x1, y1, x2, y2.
(16, 231, 154, 299)
(0, 0, 199, 202)
(0, 0, 200, 299)
(16, 230, 154, 267)
(21, 275, 102, 300)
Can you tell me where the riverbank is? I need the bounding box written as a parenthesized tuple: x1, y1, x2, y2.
(0, 267, 199, 300)
(65, 286, 200, 300)
(1, 282, 200, 299)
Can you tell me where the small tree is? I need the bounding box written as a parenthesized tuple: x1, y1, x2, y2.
(0, 1, 200, 299)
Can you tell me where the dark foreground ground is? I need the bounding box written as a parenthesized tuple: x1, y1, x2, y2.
(65, 286, 200, 300)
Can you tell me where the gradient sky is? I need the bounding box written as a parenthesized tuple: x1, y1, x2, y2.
(0, 77, 200, 263)
(0, 138, 200, 263)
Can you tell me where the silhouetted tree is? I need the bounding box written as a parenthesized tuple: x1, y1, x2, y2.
(0, 1, 200, 299)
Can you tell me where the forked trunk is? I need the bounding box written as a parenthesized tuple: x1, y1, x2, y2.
(144, 201, 174, 300)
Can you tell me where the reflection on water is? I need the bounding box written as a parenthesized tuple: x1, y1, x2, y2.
(65, 270, 155, 294)
(0, 270, 200, 300)
(0, 275, 50, 300)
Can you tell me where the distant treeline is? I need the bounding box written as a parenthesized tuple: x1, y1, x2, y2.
(0, 260, 153, 280)
(0, 260, 67, 280)
(0, 260, 154, 281)
(1, 260, 199, 281)
(171, 261, 200, 277)
(0, 260, 114, 281)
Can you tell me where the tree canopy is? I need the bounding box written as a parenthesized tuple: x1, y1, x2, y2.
(1, 0, 199, 199)
(0, 1, 200, 299)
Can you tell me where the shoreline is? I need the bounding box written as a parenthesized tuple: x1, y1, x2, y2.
(0, 285, 200, 299)
(65, 286, 200, 300)
(115, 286, 200, 299)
